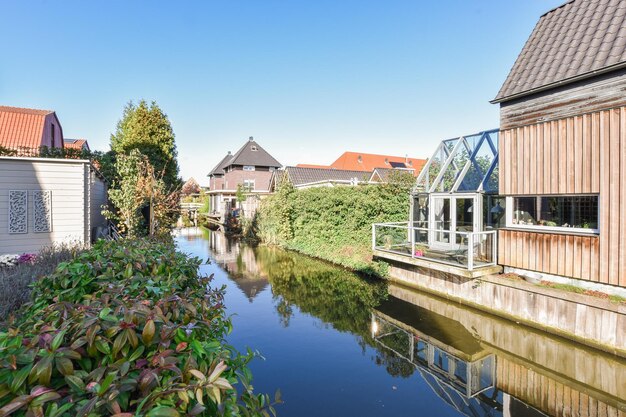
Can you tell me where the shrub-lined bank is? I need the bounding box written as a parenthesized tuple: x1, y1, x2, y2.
(0, 239, 278, 417)
(256, 175, 413, 276)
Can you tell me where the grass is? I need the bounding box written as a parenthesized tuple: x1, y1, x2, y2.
(0, 243, 84, 322)
(539, 281, 626, 304)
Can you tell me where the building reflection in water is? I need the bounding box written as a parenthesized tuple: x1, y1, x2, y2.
(372, 299, 501, 417)
(209, 231, 269, 302)
(372, 287, 626, 417)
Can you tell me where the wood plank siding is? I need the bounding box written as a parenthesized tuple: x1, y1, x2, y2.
(0, 158, 91, 254)
(499, 106, 626, 287)
(499, 230, 599, 281)
(499, 68, 626, 130)
(496, 356, 625, 417)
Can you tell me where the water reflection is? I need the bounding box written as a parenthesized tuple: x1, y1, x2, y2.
(372, 301, 499, 417)
(179, 230, 626, 417)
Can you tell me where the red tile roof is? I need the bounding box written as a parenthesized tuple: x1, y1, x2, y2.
(330, 151, 427, 176)
(64, 138, 89, 150)
(0, 106, 54, 150)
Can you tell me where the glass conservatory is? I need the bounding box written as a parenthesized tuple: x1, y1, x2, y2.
(372, 129, 503, 274)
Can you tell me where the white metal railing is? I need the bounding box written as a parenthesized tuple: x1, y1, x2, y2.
(372, 222, 497, 271)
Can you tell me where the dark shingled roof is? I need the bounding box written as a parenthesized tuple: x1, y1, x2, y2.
(285, 166, 371, 186)
(228, 137, 281, 168)
(207, 151, 232, 176)
(207, 137, 281, 177)
(493, 0, 626, 103)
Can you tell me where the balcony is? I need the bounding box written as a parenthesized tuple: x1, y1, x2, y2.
(372, 222, 501, 278)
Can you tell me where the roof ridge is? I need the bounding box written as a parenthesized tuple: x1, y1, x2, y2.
(0, 105, 54, 115)
(540, 0, 577, 17)
(286, 166, 369, 173)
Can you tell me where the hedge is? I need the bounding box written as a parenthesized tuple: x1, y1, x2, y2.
(256, 174, 413, 276)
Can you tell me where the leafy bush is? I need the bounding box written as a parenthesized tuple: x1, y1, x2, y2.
(257, 178, 412, 276)
(0, 239, 278, 417)
(0, 244, 83, 322)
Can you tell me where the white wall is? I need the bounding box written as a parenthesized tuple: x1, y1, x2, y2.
(0, 157, 90, 254)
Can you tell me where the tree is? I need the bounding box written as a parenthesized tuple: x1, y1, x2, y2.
(110, 100, 181, 189)
(103, 150, 179, 237)
(181, 177, 201, 196)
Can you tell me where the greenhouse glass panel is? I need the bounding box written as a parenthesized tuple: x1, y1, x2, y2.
(414, 129, 499, 194)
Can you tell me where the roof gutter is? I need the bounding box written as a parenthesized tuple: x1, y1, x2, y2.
(490, 61, 626, 104)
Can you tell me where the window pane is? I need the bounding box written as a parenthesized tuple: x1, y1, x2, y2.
(512, 195, 598, 230)
(513, 197, 537, 225)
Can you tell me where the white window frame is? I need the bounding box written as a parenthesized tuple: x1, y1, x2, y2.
(243, 165, 255, 171)
(505, 195, 599, 234)
(243, 179, 255, 191)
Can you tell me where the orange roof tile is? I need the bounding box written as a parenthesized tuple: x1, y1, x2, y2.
(330, 151, 427, 176)
(64, 138, 89, 150)
(0, 106, 53, 150)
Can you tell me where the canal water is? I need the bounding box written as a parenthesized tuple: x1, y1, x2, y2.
(175, 228, 626, 417)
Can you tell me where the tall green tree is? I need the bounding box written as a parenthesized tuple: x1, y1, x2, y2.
(110, 100, 181, 189)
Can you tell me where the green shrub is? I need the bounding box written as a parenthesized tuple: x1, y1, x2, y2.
(0, 239, 279, 417)
(257, 179, 412, 276)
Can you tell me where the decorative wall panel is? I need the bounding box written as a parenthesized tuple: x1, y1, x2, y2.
(33, 190, 52, 233)
(8, 190, 27, 234)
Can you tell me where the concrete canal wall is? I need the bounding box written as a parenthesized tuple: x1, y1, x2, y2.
(388, 284, 626, 415)
(383, 260, 626, 358)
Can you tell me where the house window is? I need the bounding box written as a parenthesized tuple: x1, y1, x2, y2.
(243, 165, 255, 171)
(243, 179, 255, 191)
(51, 124, 55, 147)
(506, 195, 598, 233)
(251, 146, 258, 151)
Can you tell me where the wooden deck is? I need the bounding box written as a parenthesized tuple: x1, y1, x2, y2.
(373, 249, 502, 279)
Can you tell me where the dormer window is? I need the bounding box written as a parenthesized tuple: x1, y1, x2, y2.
(251, 146, 258, 151)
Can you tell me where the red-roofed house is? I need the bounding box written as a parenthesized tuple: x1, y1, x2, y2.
(0, 106, 64, 153)
(63, 138, 90, 151)
(330, 152, 426, 176)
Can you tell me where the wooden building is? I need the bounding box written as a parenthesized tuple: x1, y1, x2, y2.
(0, 156, 107, 254)
(492, 0, 626, 288)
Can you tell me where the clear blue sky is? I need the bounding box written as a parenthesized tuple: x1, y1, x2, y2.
(1, 0, 563, 185)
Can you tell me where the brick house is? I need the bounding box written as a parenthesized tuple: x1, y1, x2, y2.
(207, 137, 281, 219)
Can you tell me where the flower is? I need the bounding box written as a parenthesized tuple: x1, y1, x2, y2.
(17, 253, 37, 264)
(182, 322, 197, 336)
